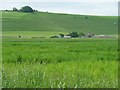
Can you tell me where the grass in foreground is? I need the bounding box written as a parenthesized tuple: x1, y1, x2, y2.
(3, 60, 118, 88)
(2, 38, 118, 88)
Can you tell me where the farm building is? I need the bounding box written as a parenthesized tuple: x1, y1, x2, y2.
(63, 36, 71, 38)
(94, 35, 114, 38)
(84, 32, 94, 38)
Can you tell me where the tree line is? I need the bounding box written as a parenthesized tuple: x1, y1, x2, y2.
(50, 32, 95, 38)
(10, 6, 38, 13)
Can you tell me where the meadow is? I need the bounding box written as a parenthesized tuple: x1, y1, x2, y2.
(2, 11, 118, 34)
(2, 37, 118, 88)
(2, 11, 118, 88)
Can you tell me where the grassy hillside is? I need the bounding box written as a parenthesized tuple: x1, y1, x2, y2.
(2, 11, 118, 34)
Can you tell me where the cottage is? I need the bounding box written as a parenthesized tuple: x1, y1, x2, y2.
(57, 35, 63, 38)
(63, 36, 71, 39)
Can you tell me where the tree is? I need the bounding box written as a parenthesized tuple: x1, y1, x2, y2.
(79, 33, 85, 37)
(33, 10, 38, 12)
(67, 32, 79, 38)
(59, 33, 64, 38)
(20, 6, 34, 13)
(13, 7, 18, 11)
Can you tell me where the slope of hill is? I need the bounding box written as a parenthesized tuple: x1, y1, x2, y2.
(2, 11, 118, 34)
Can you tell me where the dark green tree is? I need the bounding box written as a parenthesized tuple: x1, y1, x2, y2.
(20, 6, 34, 13)
(59, 33, 64, 38)
(13, 7, 18, 11)
(79, 33, 85, 37)
(68, 32, 79, 38)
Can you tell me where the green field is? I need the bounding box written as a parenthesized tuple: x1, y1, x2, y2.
(2, 11, 118, 34)
(2, 11, 118, 88)
(2, 38, 118, 88)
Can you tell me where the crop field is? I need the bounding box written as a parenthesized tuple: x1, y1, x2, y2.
(2, 37, 118, 88)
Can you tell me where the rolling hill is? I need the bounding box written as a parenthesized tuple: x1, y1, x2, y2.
(2, 11, 118, 34)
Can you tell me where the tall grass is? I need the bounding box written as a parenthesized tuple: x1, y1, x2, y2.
(2, 38, 118, 88)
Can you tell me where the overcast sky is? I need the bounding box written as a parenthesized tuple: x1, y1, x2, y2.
(0, 0, 119, 16)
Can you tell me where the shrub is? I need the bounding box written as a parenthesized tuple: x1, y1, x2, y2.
(50, 36, 58, 38)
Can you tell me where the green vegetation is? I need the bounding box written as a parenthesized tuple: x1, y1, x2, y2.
(13, 7, 18, 12)
(67, 32, 79, 38)
(2, 11, 118, 88)
(3, 31, 66, 38)
(20, 6, 34, 13)
(2, 12, 117, 34)
(2, 37, 118, 88)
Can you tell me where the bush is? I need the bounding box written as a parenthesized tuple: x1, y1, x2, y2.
(50, 36, 58, 38)
(20, 6, 34, 13)
(85, 16, 88, 19)
(67, 32, 79, 38)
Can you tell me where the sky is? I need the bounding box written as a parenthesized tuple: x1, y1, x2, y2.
(0, 0, 119, 16)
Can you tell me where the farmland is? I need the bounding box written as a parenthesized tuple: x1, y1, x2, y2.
(2, 11, 118, 88)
